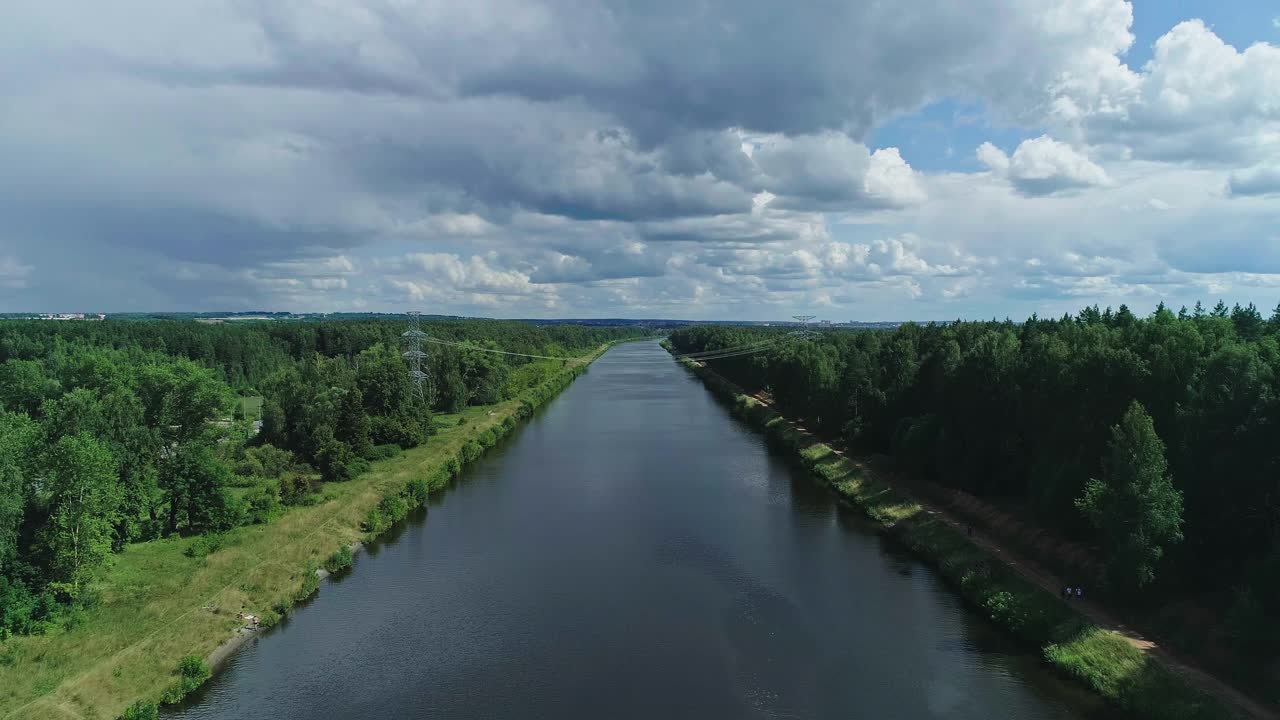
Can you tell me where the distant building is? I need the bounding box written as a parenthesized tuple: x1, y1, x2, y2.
(38, 313, 102, 321)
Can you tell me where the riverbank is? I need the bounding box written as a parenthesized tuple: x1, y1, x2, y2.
(675, 355, 1246, 720)
(0, 346, 611, 720)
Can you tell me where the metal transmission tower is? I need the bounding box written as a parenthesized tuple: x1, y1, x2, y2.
(791, 314, 819, 340)
(401, 311, 430, 404)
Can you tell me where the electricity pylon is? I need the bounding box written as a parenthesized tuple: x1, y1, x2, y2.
(402, 311, 429, 404)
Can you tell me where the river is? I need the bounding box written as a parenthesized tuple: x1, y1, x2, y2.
(168, 340, 1113, 719)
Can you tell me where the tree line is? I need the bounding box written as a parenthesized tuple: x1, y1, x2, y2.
(670, 301, 1280, 658)
(0, 318, 643, 636)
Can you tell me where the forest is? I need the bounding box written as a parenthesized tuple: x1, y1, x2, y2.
(0, 318, 644, 637)
(669, 301, 1280, 661)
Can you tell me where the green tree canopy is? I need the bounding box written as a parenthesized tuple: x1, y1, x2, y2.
(1076, 401, 1184, 595)
(0, 413, 38, 575)
(41, 433, 120, 595)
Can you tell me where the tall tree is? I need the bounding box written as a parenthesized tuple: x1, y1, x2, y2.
(1077, 401, 1184, 595)
(0, 360, 60, 416)
(41, 433, 120, 596)
(0, 413, 37, 575)
(160, 442, 234, 533)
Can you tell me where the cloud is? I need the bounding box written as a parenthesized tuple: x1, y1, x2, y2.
(0, 2, 1277, 320)
(189, 0, 1134, 140)
(1048, 20, 1280, 164)
(976, 142, 1011, 174)
(748, 133, 924, 209)
(979, 136, 1110, 195)
(865, 148, 927, 206)
(0, 255, 34, 290)
(1227, 165, 1280, 197)
(526, 244, 668, 284)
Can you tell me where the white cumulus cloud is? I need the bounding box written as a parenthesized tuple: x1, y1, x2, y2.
(979, 136, 1110, 196)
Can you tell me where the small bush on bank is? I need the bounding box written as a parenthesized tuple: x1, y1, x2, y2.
(405, 477, 431, 505)
(160, 655, 210, 705)
(119, 700, 159, 720)
(362, 493, 411, 535)
(324, 545, 354, 574)
(294, 568, 320, 602)
(258, 608, 282, 629)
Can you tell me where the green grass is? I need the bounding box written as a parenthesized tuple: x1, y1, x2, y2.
(238, 396, 263, 421)
(0, 348, 608, 720)
(679, 358, 1240, 720)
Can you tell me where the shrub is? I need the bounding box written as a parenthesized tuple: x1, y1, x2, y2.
(227, 471, 261, 489)
(380, 495, 410, 523)
(180, 654, 209, 678)
(369, 416, 426, 449)
(317, 439, 357, 482)
(361, 508, 389, 535)
(245, 444, 294, 478)
(119, 701, 159, 720)
(405, 477, 430, 506)
(366, 443, 402, 461)
(233, 458, 260, 478)
(244, 481, 283, 525)
(210, 490, 248, 531)
(324, 545, 354, 574)
(279, 472, 319, 506)
(294, 569, 320, 602)
(444, 456, 461, 478)
(0, 577, 63, 638)
(160, 655, 210, 705)
(362, 494, 411, 535)
(183, 533, 225, 559)
(349, 457, 371, 477)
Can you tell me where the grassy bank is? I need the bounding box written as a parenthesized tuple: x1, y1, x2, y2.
(678, 356, 1240, 720)
(0, 348, 606, 720)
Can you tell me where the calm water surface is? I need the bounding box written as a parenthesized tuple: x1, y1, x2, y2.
(168, 340, 1113, 720)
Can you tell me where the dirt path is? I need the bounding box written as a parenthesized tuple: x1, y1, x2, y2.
(743, 387, 1276, 720)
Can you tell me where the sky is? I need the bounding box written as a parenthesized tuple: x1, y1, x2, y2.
(1, 1, 1279, 321)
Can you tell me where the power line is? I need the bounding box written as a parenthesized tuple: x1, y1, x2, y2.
(421, 336, 595, 362)
(679, 338, 783, 358)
